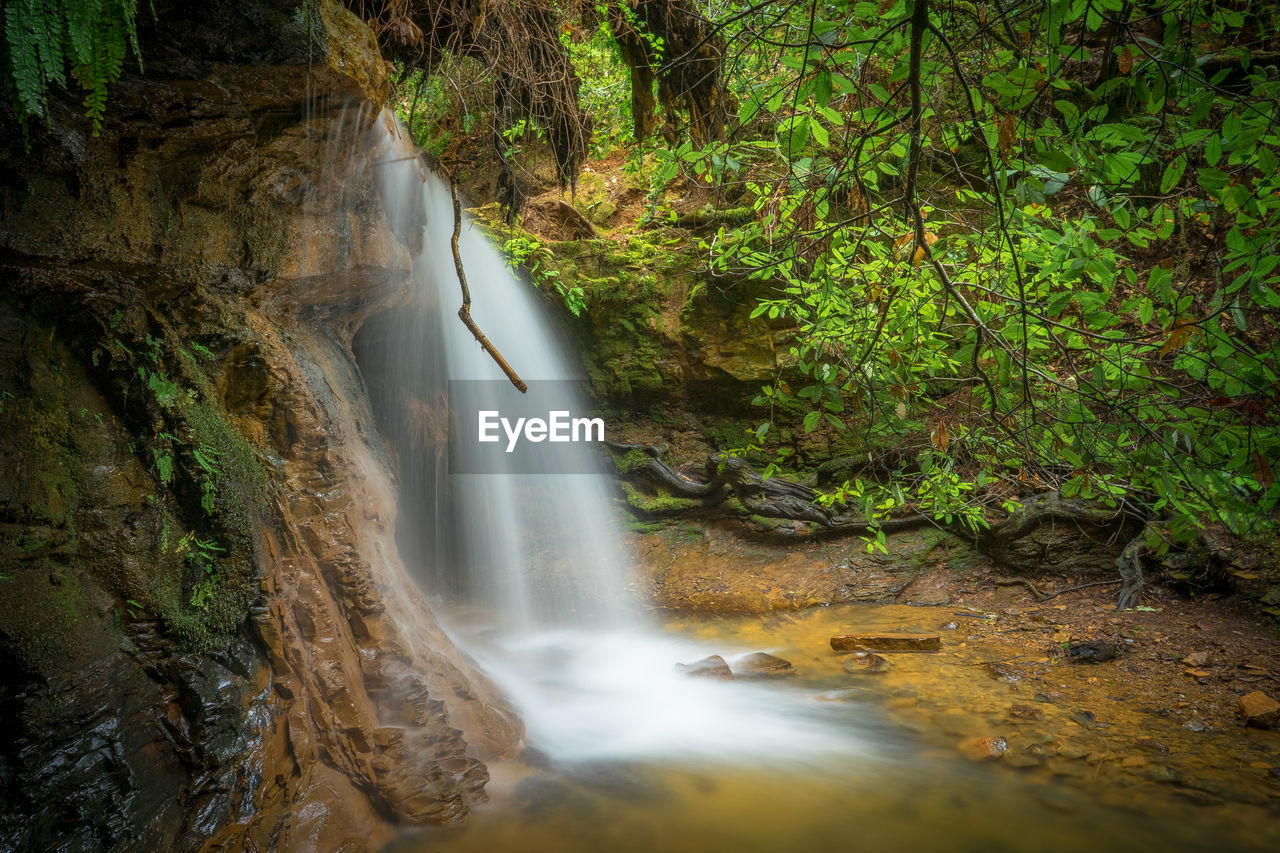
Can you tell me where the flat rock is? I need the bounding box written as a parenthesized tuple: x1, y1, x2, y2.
(732, 652, 795, 678)
(1240, 691, 1280, 728)
(675, 655, 734, 680)
(830, 633, 941, 652)
(1183, 650, 1210, 667)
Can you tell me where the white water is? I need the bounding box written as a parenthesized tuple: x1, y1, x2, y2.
(365, 111, 877, 766)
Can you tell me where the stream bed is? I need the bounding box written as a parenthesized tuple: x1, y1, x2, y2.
(387, 604, 1280, 852)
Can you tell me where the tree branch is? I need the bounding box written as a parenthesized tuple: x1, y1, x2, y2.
(448, 177, 528, 393)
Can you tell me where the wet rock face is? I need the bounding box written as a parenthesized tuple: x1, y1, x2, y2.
(0, 2, 518, 850)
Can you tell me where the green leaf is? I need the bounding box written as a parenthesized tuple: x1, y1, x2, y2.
(1204, 133, 1222, 166)
(1160, 155, 1186, 194)
(814, 68, 833, 108)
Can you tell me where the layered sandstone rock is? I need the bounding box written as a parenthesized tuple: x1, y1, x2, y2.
(0, 2, 519, 850)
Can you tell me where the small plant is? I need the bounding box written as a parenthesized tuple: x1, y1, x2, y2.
(175, 532, 224, 609)
(191, 440, 221, 513)
(503, 234, 587, 316)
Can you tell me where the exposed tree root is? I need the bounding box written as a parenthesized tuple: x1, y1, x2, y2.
(610, 442, 1149, 607)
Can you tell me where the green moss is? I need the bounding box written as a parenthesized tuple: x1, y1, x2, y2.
(90, 322, 271, 652)
(147, 391, 269, 651)
(610, 447, 651, 475)
(619, 480, 704, 515)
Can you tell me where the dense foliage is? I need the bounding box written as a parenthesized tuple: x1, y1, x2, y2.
(684, 0, 1280, 557)
(403, 0, 1278, 562)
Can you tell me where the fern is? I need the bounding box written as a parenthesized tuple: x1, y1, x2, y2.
(1, 0, 143, 134)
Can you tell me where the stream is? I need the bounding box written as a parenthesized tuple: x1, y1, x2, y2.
(383, 605, 1280, 853)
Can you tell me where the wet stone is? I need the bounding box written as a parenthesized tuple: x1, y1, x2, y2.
(1057, 743, 1090, 760)
(1009, 704, 1044, 722)
(987, 663, 1022, 682)
(732, 652, 795, 679)
(1144, 765, 1182, 784)
(1006, 750, 1045, 769)
(959, 735, 1008, 762)
(843, 652, 889, 674)
(1065, 641, 1117, 663)
(675, 655, 734, 680)
(1134, 737, 1169, 755)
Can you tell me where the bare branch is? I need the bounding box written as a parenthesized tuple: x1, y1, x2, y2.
(448, 177, 528, 394)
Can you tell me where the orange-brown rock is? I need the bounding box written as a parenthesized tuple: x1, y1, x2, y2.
(1239, 691, 1280, 729)
(830, 633, 941, 652)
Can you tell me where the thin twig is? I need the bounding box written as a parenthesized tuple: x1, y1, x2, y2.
(1037, 579, 1122, 602)
(448, 177, 527, 393)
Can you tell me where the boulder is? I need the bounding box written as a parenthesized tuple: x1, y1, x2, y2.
(732, 652, 795, 678)
(676, 655, 734, 680)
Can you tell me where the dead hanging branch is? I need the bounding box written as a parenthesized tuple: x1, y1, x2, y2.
(449, 178, 527, 393)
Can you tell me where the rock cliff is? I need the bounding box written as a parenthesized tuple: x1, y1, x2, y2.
(0, 2, 520, 850)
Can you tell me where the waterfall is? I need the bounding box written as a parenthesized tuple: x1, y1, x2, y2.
(364, 117, 628, 629)
(358, 111, 873, 765)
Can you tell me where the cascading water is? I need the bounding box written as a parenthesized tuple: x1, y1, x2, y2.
(358, 111, 877, 765)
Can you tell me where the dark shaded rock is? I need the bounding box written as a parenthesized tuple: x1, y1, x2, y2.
(1009, 704, 1043, 721)
(0, 2, 519, 848)
(1065, 641, 1117, 663)
(676, 655, 734, 679)
(732, 652, 795, 678)
(1135, 737, 1169, 754)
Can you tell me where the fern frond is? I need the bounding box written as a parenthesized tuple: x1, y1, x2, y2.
(5, 0, 49, 117)
(3, 0, 141, 133)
